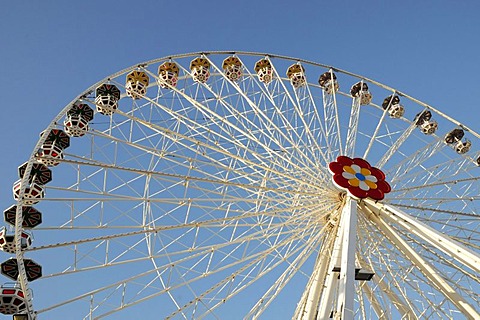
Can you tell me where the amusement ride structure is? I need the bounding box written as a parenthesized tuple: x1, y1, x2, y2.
(0, 52, 479, 319)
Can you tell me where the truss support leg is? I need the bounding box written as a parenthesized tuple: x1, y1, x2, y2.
(360, 201, 480, 319)
(335, 197, 357, 320)
(315, 196, 357, 320)
(363, 199, 480, 274)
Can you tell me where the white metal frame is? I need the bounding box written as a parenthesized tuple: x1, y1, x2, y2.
(298, 197, 358, 320)
(360, 200, 480, 318)
(9, 51, 480, 319)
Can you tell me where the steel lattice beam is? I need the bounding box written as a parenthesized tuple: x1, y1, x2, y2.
(360, 201, 480, 318)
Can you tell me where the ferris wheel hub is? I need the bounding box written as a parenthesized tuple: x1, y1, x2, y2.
(329, 156, 391, 201)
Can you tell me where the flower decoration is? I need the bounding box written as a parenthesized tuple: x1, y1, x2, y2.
(329, 156, 391, 200)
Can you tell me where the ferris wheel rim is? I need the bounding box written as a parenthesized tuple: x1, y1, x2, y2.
(16, 50, 479, 141)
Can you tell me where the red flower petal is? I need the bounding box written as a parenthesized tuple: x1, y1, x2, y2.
(370, 167, 386, 180)
(376, 180, 391, 193)
(329, 162, 344, 174)
(336, 156, 354, 166)
(367, 188, 384, 200)
(333, 174, 350, 188)
(352, 158, 371, 170)
(348, 186, 368, 199)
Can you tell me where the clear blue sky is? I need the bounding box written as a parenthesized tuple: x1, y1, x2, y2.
(0, 0, 479, 318)
(1, 0, 479, 192)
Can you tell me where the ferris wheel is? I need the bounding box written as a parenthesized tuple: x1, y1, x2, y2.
(0, 51, 479, 319)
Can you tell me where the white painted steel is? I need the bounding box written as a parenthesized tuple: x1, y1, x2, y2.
(360, 202, 480, 319)
(335, 197, 357, 320)
(364, 199, 480, 274)
(8, 52, 480, 319)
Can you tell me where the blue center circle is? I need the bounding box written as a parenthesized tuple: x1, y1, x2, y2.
(355, 173, 366, 181)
